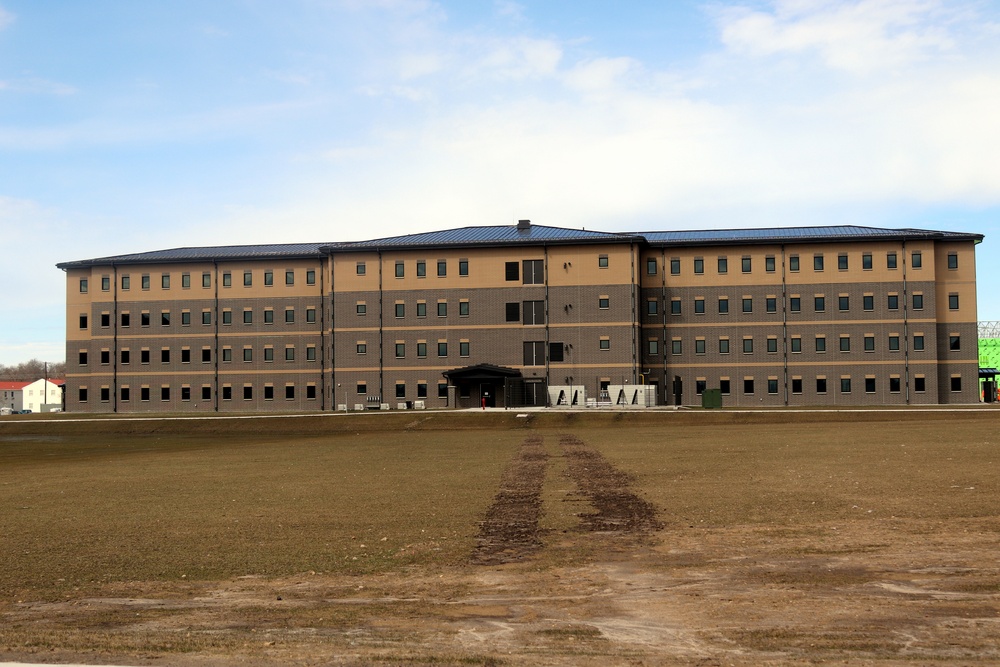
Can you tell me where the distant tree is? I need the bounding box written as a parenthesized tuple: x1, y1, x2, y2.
(0, 359, 65, 382)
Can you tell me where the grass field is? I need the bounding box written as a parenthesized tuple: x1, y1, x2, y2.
(2, 409, 1000, 665)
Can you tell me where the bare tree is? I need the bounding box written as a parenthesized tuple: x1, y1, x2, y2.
(0, 359, 66, 382)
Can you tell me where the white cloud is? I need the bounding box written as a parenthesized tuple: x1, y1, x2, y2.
(461, 36, 562, 81)
(0, 6, 13, 31)
(717, 0, 959, 73)
(0, 77, 77, 96)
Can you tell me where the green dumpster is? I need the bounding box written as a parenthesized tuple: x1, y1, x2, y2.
(701, 388, 722, 409)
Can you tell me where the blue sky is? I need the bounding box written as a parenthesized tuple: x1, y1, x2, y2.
(1, 0, 999, 365)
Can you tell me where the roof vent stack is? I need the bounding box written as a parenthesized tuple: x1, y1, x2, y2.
(516, 219, 531, 231)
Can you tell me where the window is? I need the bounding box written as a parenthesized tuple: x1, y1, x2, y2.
(120, 386, 130, 402)
(949, 335, 961, 351)
(790, 337, 801, 353)
(141, 349, 150, 364)
(182, 273, 191, 289)
(816, 336, 826, 352)
(101, 276, 110, 291)
(814, 296, 825, 312)
(438, 301, 448, 317)
(863, 295, 874, 311)
(522, 341, 545, 365)
(600, 255, 611, 269)
(395, 261, 404, 278)
(142, 312, 151, 326)
(142, 274, 151, 290)
(813, 254, 824, 271)
(694, 298, 705, 314)
(838, 254, 848, 270)
(913, 334, 925, 351)
(285, 270, 295, 285)
(285, 385, 295, 400)
(202, 311, 212, 325)
(506, 302, 520, 322)
(243, 310, 253, 324)
(285, 309, 295, 323)
(670, 258, 680, 275)
(411, 260, 424, 278)
(864, 335, 875, 352)
(522, 300, 544, 325)
(695, 338, 706, 354)
(841, 378, 852, 393)
(742, 297, 752, 313)
(222, 272, 231, 287)
(888, 294, 899, 310)
(101, 313, 110, 327)
(862, 253, 872, 270)
(438, 342, 448, 357)
(743, 338, 753, 354)
(720, 379, 731, 394)
(244, 271, 252, 286)
(522, 259, 542, 284)
(357, 262, 366, 275)
(180, 348, 190, 363)
(741, 256, 751, 273)
(792, 378, 803, 394)
(356, 342, 367, 355)
(395, 383, 406, 399)
(949, 294, 959, 310)
(265, 346, 275, 362)
(80, 314, 88, 329)
(459, 302, 471, 318)
(767, 338, 778, 353)
(948, 253, 958, 269)
(766, 297, 776, 313)
(356, 303, 366, 315)
(202, 348, 211, 363)
(417, 342, 427, 358)
(417, 383, 428, 399)
(817, 378, 827, 393)
(718, 257, 728, 273)
(743, 378, 754, 394)
(647, 299, 658, 316)
(951, 376, 962, 392)
(789, 297, 800, 312)
(259, 309, 271, 324)
(79, 278, 88, 293)
(887, 252, 897, 269)
(718, 297, 729, 314)
(889, 335, 900, 351)
(161, 386, 171, 401)
(161, 348, 171, 363)
(914, 376, 926, 392)
(672, 339, 682, 355)
(599, 337, 610, 351)
(79, 351, 88, 365)
(306, 308, 316, 323)
(263, 385, 273, 400)
(671, 299, 681, 315)
(599, 297, 609, 309)
(911, 251, 922, 268)
(285, 346, 295, 361)
(395, 343, 405, 358)
(912, 294, 923, 310)
(122, 349, 131, 364)
(646, 258, 656, 275)
(505, 261, 519, 281)
(719, 338, 730, 354)
(840, 336, 851, 352)
(437, 260, 447, 277)
(694, 258, 704, 274)
(203, 272, 211, 287)
(306, 270, 316, 285)
(438, 382, 448, 399)
(416, 302, 427, 318)
(395, 303, 405, 318)
(789, 255, 799, 272)
(460, 341, 470, 357)
(889, 377, 901, 393)
(161, 273, 170, 289)
(768, 378, 778, 394)
(459, 259, 469, 276)
(839, 295, 849, 311)
(161, 311, 171, 326)
(101, 349, 110, 365)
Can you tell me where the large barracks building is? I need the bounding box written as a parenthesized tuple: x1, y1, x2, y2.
(58, 221, 983, 412)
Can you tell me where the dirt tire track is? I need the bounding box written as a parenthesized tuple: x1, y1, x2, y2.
(470, 435, 549, 565)
(560, 434, 663, 533)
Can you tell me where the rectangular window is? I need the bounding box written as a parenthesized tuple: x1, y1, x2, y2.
(888, 294, 899, 310)
(742, 297, 752, 313)
(743, 378, 754, 394)
(646, 257, 656, 275)
(306, 308, 316, 323)
(202, 348, 211, 363)
(694, 298, 705, 314)
(161, 273, 170, 289)
(718, 297, 729, 314)
(356, 262, 366, 275)
(243, 309, 253, 324)
(670, 258, 680, 275)
(864, 335, 875, 351)
(911, 251, 922, 268)
(742, 338, 753, 354)
(671, 339, 682, 355)
(671, 299, 681, 315)
(120, 349, 130, 365)
(437, 260, 447, 277)
(80, 314, 88, 329)
(599, 337, 610, 350)
(789, 297, 800, 312)
(789, 255, 799, 272)
(791, 337, 801, 353)
(887, 252, 897, 269)
(647, 299, 658, 316)
(695, 338, 706, 354)
(765, 256, 775, 272)
(813, 254, 824, 271)
(121, 275, 130, 290)
(949, 294, 959, 310)
(598, 254, 609, 268)
(417, 383, 428, 399)
(121, 312, 130, 327)
(817, 378, 827, 393)
(741, 256, 751, 273)
(181, 273, 191, 289)
(180, 348, 190, 363)
(417, 342, 427, 358)
(79, 350, 88, 365)
(101, 349, 110, 365)
(161, 386, 170, 401)
(285, 385, 295, 400)
(395, 302, 405, 318)
(505, 261, 519, 281)
(863, 295, 874, 311)
(142, 274, 151, 290)
(766, 297, 776, 313)
(306, 269, 316, 285)
(839, 295, 849, 311)
(264, 270, 274, 286)
(180, 311, 191, 326)
(438, 301, 448, 317)
(459, 300, 469, 316)
(889, 335, 900, 351)
(720, 379, 731, 394)
(285, 270, 295, 285)
(460, 341, 470, 357)
(863, 377, 875, 393)
(694, 258, 704, 274)
(889, 377, 901, 393)
(841, 377, 851, 393)
(202, 272, 211, 288)
(438, 382, 448, 399)
(949, 335, 961, 351)
(792, 378, 803, 394)
(161, 311, 171, 326)
(459, 259, 469, 276)
(814, 296, 825, 312)
(79, 278, 88, 293)
(718, 257, 728, 273)
(101, 313, 110, 328)
(243, 271, 252, 286)
(768, 378, 778, 394)
(913, 294, 924, 310)
(816, 336, 826, 352)
(913, 334, 925, 351)
(522, 259, 543, 284)
(948, 253, 958, 269)
(161, 348, 171, 363)
(356, 303, 367, 315)
(395, 261, 404, 278)
(202, 311, 211, 325)
(264, 385, 274, 400)
(767, 337, 778, 353)
(284, 309, 295, 323)
(243, 348, 252, 362)
(719, 338, 730, 354)
(913, 376, 926, 392)
(395, 343, 405, 358)
(522, 300, 544, 325)
(839, 335, 851, 352)
(838, 254, 848, 270)
(438, 342, 448, 357)
(285, 346, 295, 361)
(356, 342, 367, 355)
(506, 302, 520, 322)
(142, 312, 151, 326)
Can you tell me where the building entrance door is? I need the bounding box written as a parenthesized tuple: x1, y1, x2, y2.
(480, 383, 496, 407)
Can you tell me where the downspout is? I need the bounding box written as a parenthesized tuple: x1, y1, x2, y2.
(378, 249, 383, 402)
(214, 260, 220, 412)
(902, 240, 909, 404)
(112, 263, 118, 413)
(631, 242, 638, 384)
(320, 256, 327, 411)
(328, 249, 336, 410)
(661, 247, 667, 397)
(544, 244, 550, 390)
(781, 246, 788, 406)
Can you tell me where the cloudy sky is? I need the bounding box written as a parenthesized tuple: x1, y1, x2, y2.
(1, 0, 999, 365)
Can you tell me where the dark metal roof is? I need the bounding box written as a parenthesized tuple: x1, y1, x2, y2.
(323, 224, 637, 252)
(639, 225, 984, 246)
(57, 224, 983, 269)
(442, 363, 523, 381)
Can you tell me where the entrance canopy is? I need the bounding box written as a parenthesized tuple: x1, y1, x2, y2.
(442, 363, 522, 382)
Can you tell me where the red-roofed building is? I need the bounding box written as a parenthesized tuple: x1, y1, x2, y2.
(0, 381, 30, 413)
(22, 378, 64, 413)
